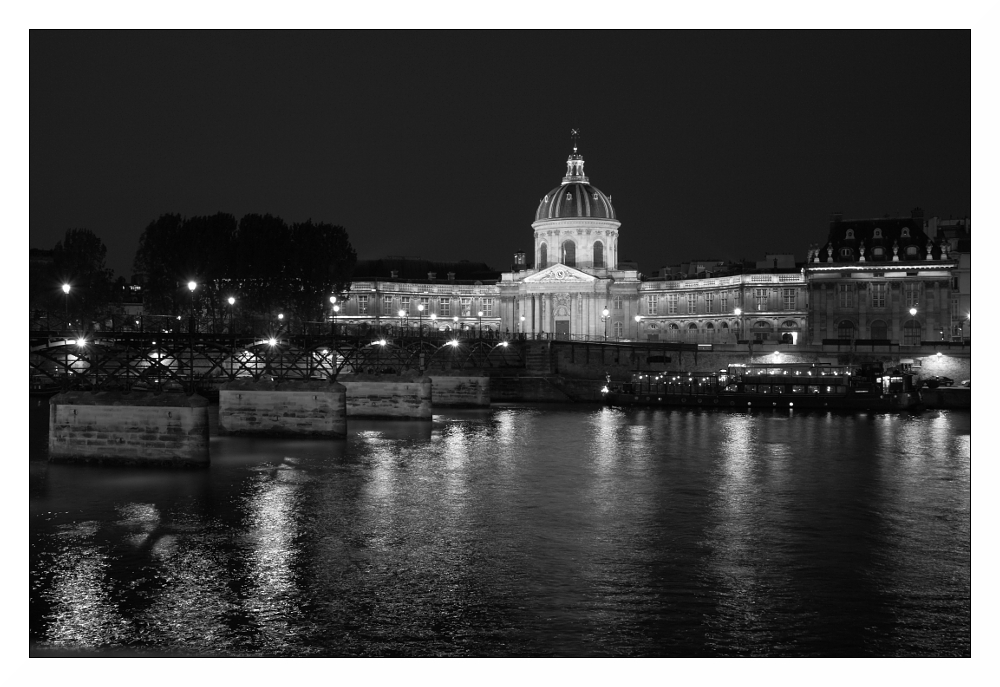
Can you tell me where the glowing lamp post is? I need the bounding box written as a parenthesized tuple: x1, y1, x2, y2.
(602, 307, 610, 342)
(734, 307, 743, 343)
(61, 283, 71, 330)
(398, 309, 406, 337)
(418, 303, 424, 341)
(430, 312, 437, 339)
(478, 310, 484, 339)
(520, 315, 525, 337)
(634, 314, 642, 341)
(227, 296, 236, 378)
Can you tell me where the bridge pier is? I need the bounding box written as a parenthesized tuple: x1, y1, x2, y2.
(219, 380, 347, 437)
(428, 374, 491, 408)
(338, 374, 433, 419)
(49, 391, 210, 466)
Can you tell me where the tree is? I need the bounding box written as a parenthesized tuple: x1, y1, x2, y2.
(49, 228, 115, 322)
(286, 220, 357, 322)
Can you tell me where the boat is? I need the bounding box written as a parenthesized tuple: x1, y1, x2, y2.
(601, 361, 922, 411)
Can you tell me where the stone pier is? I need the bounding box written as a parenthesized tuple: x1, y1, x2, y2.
(428, 374, 490, 408)
(49, 391, 210, 466)
(219, 379, 347, 437)
(338, 374, 433, 419)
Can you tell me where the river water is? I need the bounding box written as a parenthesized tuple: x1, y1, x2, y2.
(28, 401, 971, 657)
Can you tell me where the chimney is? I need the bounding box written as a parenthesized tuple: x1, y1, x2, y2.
(390, 270, 399, 279)
(911, 207, 925, 220)
(428, 272, 436, 281)
(447, 272, 456, 282)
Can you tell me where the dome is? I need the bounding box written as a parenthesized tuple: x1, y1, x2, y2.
(534, 151, 616, 221)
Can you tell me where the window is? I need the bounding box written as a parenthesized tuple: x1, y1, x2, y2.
(539, 243, 547, 269)
(754, 288, 768, 311)
(439, 298, 451, 317)
(419, 297, 429, 313)
(613, 321, 623, 338)
(667, 294, 678, 314)
(871, 283, 886, 309)
(840, 248, 853, 259)
(357, 295, 369, 314)
(705, 293, 715, 313)
(901, 227, 910, 237)
(870, 319, 888, 339)
(705, 322, 715, 342)
(401, 296, 411, 314)
(667, 323, 680, 341)
(593, 241, 604, 268)
(782, 289, 796, 310)
(838, 320, 856, 340)
(873, 228, 882, 238)
(950, 296, 959, 320)
(483, 298, 494, 317)
(460, 298, 472, 316)
(382, 295, 393, 314)
(837, 284, 852, 308)
(720, 292, 729, 313)
(904, 283, 919, 308)
(562, 240, 576, 267)
(872, 247, 885, 258)
(753, 320, 773, 342)
(903, 320, 921, 345)
(687, 294, 697, 314)
(905, 245, 918, 258)
(845, 229, 855, 239)
(613, 295, 623, 310)
(646, 295, 658, 316)
(686, 323, 699, 341)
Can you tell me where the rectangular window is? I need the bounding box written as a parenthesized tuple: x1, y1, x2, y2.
(837, 284, 852, 308)
(720, 292, 729, 313)
(439, 298, 451, 317)
(382, 295, 393, 314)
(646, 295, 658, 316)
(357, 295, 369, 314)
(783, 288, 796, 310)
(754, 288, 767, 311)
(951, 297, 959, 321)
(613, 295, 623, 310)
(905, 283, 919, 308)
(483, 298, 494, 317)
(705, 293, 714, 313)
(419, 297, 429, 313)
(460, 298, 472, 316)
(687, 294, 696, 314)
(667, 294, 678, 314)
(400, 296, 410, 314)
(872, 283, 886, 309)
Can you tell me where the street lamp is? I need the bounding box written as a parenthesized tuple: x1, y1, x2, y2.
(478, 310, 484, 338)
(734, 307, 743, 343)
(453, 315, 459, 335)
(634, 314, 642, 340)
(187, 281, 197, 333)
(227, 296, 236, 377)
(602, 306, 610, 342)
(430, 312, 437, 338)
(61, 283, 71, 330)
(417, 303, 424, 341)
(398, 309, 406, 336)
(909, 306, 918, 317)
(519, 315, 525, 337)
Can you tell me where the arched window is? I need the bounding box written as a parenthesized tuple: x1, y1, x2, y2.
(870, 319, 888, 340)
(686, 323, 699, 341)
(903, 320, 921, 346)
(837, 320, 856, 340)
(873, 228, 883, 238)
(901, 227, 911, 238)
(562, 240, 576, 267)
(613, 321, 623, 338)
(753, 320, 774, 342)
(539, 243, 547, 269)
(704, 322, 715, 342)
(845, 229, 855, 239)
(667, 322, 680, 341)
(593, 241, 605, 268)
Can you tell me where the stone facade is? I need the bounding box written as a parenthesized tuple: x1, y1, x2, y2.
(218, 380, 347, 437)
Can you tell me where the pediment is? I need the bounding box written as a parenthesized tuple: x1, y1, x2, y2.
(522, 263, 599, 283)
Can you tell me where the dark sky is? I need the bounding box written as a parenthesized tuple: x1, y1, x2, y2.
(30, 31, 970, 278)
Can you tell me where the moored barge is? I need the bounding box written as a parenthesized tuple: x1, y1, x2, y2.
(602, 361, 921, 411)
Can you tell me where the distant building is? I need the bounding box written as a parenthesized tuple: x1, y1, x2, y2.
(804, 209, 958, 345)
(926, 216, 971, 341)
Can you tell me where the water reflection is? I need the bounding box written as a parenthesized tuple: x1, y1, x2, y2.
(29, 403, 971, 656)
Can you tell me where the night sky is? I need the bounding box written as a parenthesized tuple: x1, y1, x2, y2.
(29, 31, 970, 279)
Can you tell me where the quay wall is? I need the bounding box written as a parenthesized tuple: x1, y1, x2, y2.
(49, 391, 209, 465)
(218, 380, 346, 437)
(339, 375, 432, 419)
(428, 374, 490, 407)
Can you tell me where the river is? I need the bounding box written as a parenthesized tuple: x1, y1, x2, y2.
(28, 400, 971, 657)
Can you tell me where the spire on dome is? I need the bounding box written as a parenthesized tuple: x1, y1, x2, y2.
(563, 127, 588, 184)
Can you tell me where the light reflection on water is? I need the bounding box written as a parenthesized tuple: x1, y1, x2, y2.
(29, 404, 970, 657)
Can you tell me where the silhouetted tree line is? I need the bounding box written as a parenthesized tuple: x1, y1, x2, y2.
(133, 212, 357, 325)
(30, 228, 117, 323)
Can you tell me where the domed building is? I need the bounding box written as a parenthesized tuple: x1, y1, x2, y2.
(498, 141, 642, 339)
